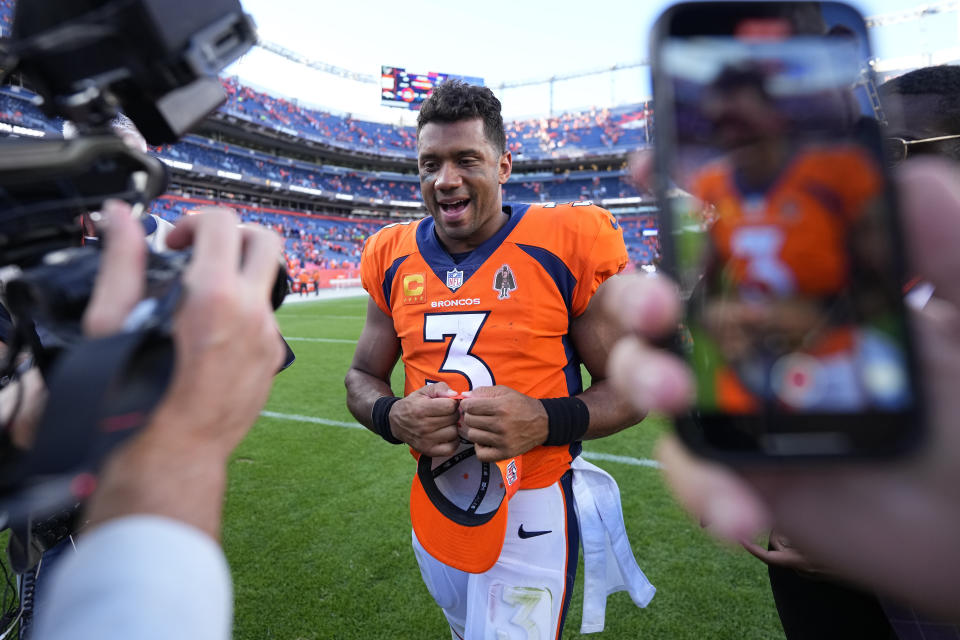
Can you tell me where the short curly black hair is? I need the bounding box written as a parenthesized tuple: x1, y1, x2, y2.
(880, 65, 960, 131)
(880, 65, 960, 160)
(417, 80, 506, 154)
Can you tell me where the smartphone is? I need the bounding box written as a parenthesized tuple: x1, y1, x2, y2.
(650, 1, 923, 460)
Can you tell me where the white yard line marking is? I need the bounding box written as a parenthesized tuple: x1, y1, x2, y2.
(284, 336, 358, 344)
(259, 411, 365, 429)
(258, 410, 661, 468)
(581, 451, 662, 469)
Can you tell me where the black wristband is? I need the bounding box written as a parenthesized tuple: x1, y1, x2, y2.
(540, 397, 590, 446)
(372, 396, 403, 445)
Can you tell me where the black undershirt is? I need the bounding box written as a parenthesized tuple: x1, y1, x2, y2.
(435, 205, 513, 265)
(448, 251, 472, 264)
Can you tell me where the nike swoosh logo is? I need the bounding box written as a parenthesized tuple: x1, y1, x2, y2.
(518, 525, 551, 539)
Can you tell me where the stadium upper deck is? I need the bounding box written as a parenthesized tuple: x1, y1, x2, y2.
(0, 0, 11, 36)
(218, 76, 651, 162)
(0, 0, 650, 165)
(150, 194, 660, 278)
(0, 84, 648, 212)
(155, 134, 638, 202)
(0, 0, 658, 270)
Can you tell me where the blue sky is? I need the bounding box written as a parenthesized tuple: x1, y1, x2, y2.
(227, 0, 960, 121)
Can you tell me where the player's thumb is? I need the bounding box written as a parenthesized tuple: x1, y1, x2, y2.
(423, 381, 460, 399)
(459, 385, 498, 399)
(473, 442, 507, 463)
(898, 158, 960, 307)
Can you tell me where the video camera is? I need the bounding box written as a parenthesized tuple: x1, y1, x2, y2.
(0, 0, 282, 529)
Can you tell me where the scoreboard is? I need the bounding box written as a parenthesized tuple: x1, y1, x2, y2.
(380, 66, 484, 110)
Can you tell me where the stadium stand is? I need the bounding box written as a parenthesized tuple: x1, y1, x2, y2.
(0, 0, 660, 276)
(0, 0, 12, 37)
(150, 195, 375, 283)
(155, 135, 424, 202)
(150, 194, 657, 285)
(0, 86, 62, 135)
(219, 76, 652, 160)
(506, 105, 651, 157)
(154, 132, 641, 203)
(0, 84, 641, 207)
(619, 215, 661, 266)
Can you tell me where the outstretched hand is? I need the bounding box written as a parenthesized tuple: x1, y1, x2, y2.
(608, 157, 960, 618)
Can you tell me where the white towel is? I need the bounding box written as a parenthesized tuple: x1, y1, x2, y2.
(572, 456, 656, 634)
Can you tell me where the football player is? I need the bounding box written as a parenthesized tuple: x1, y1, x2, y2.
(688, 65, 904, 413)
(345, 81, 654, 639)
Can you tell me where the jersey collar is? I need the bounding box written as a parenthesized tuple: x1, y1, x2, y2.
(416, 203, 531, 293)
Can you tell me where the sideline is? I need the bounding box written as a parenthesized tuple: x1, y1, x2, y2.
(258, 410, 661, 469)
(282, 287, 366, 304)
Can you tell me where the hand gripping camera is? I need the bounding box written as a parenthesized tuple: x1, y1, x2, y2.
(0, 0, 284, 527)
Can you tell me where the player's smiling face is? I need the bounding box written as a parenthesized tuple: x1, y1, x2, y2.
(418, 118, 512, 253)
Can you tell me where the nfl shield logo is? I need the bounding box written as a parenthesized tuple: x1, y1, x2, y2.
(505, 460, 518, 486)
(446, 268, 464, 291)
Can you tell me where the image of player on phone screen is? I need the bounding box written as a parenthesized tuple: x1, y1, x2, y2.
(651, 1, 922, 459)
(685, 61, 907, 414)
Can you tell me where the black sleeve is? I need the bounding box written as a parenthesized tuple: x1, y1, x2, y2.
(0, 304, 12, 345)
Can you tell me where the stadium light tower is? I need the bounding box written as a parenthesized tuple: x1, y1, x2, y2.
(864, 0, 960, 27)
(866, 1, 960, 72)
(257, 40, 378, 84)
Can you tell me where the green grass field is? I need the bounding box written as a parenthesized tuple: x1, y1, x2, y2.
(224, 296, 786, 639)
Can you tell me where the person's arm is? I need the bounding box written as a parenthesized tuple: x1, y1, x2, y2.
(344, 297, 401, 429)
(612, 158, 960, 618)
(569, 275, 647, 439)
(34, 515, 233, 640)
(34, 202, 283, 640)
(344, 298, 460, 458)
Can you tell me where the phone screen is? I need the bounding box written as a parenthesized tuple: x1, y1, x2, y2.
(652, 2, 922, 458)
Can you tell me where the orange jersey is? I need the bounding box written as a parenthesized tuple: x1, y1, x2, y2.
(361, 202, 627, 488)
(692, 145, 882, 298)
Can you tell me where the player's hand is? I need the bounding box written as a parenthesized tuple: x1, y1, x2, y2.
(458, 385, 548, 462)
(390, 382, 461, 458)
(612, 158, 960, 618)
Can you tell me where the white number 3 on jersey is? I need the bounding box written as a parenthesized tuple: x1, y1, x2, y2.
(424, 312, 494, 389)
